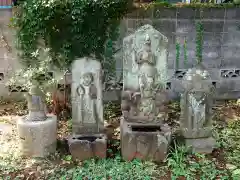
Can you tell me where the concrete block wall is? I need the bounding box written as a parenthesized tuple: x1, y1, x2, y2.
(0, 9, 24, 100)
(1, 7, 240, 100)
(117, 7, 240, 99)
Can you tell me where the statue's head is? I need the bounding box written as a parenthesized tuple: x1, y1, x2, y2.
(183, 68, 214, 102)
(82, 72, 94, 86)
(183, 68, 212, 92)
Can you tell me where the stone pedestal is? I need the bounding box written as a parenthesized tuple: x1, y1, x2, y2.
(68, 134, 107, 161)
(72, 123, 104, 135)
(185, 137, 216, 154)
(17, 114, 57, 157)
(120, 118, 171, 162)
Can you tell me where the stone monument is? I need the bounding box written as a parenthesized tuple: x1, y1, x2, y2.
(180, 67, 216, 153)
(17, 84, 57, 157)
(121, 25, 171, 162)
(68, 57, 107, 160)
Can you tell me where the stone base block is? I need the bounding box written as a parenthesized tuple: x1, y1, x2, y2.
(120, 118, 171, 162)
(181, 127, 212, 139)
(68, 134, 107, 161)
(17, 114, 57, 158)
(72, 123, 105, 134)
(185, 137, 216, 154)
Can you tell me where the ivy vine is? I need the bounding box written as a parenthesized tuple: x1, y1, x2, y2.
(175, 38, 180, 70)
(196, 22, 203, 65)
(183, 38, 187, 68)
(12, 0, 131, 69)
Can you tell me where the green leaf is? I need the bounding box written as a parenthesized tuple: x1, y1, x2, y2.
(64, 155, 72, 161)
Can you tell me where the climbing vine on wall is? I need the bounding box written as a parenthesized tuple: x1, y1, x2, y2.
(175, 38, 180, 70)
(12, 0, 131, 69)
(183, 38, 187, 68)
(196, 22, 204, 64)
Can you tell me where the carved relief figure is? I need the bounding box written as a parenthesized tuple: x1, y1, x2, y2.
(71, 58, 104, 134)
(122, 25, 169, 123)
(180, 68, 214, 137)
(135, 34, 158, 117)
(188, 91, 206, 129)
(76, 72, 98, 124)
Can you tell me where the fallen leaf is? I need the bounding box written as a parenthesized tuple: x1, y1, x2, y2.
(226, 164, 237, 171)
(232, 169, 240, 175)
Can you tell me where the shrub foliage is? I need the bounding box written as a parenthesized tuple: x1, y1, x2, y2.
(13, 0, 131, 68)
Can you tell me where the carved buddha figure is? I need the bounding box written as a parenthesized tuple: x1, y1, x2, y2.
(135, 34, 158, 117)
(181, 68, 213, 133)
(136, 34, 156, 66)
(137, 68, 157, 116)
(76, 72, 98, 124)
(188, 90, 207, 129)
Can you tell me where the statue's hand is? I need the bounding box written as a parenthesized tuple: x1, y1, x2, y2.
(132, 92, 141, 103)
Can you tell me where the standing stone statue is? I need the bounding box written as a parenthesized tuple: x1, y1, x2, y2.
(76, 72, 98, 124)
(71, 57, 104, 134)
(121, 25, 171, 163)
(180, 67, 216, 153)
(136, 34, 158, 118)
(17, 83, 57, 157)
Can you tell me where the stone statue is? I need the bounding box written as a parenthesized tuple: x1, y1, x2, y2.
(76, 72, 98, 125)
(71, 57, 104, 134)
(122, 32, 165, 122)
(180, 67, 216, 153)
(136, 34, 158, 117)
(25, 85, 47, 121)
(121, 25, 171, 162)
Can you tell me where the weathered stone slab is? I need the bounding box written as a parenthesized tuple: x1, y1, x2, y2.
(71, 57, 104, 134)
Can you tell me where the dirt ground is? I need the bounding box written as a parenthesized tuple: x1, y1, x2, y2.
(0, 100, 239, 179)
